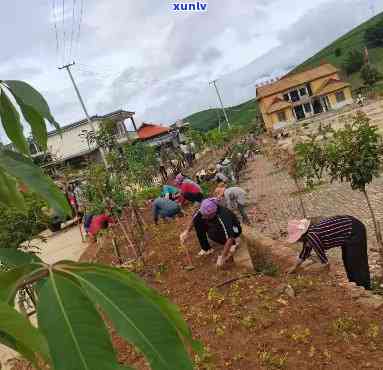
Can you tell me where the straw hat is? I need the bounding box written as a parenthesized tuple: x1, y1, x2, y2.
(287, 219, 311, 243)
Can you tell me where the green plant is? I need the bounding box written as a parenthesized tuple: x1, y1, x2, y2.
(0, 250, 198, 369)
(0, 79, 198, 369)
(331, 316, 359, 340)
(360, 64, 381, 86)
(342, 49, 364, 75)
(0, 193, 48, 250)
(0, 80, 70, 216)
(326, 112, 383, 251)
(365, 18, 383, 48)
(334, 47, 342, 57)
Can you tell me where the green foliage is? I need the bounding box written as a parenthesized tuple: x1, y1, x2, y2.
(86, 119, 119, 151)
(326, 112, 382, 191)
(295, 130, 329, 188)
(334, 47, 342, 57)
(0, 193, 48, 249)
(135, 186, 162, 203)
(365, 17, 383, 48)
(342, 49, 364, 75)
(184, 128, 205, 150)
(360, 64, 381, 86)
(0, 255, 197, 370)
(0, 80, 70, 216)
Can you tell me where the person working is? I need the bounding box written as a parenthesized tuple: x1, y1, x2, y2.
(215, 185, 251, 225)
(180, 198, 242, 267)
(152, 197, 183, 225)
(160, 185, 180, 200)
(88, 213, 115, 241)
(174, 173, 204, 204)
(286, 215, 371, 289)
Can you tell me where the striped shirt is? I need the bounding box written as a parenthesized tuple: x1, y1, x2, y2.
(299, 215, 353, 264)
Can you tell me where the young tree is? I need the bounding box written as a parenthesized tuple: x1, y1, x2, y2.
(360, 64, 381, 86)
(334, 47, 342, 57)
(0, 81, 198, 369)
(326, 112, 383, 255)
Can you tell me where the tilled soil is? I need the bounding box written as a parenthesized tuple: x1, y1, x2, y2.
(75, 207, 383, 370)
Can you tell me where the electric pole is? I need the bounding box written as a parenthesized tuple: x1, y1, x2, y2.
(209, 79, 230, 128)
(58, 61, 108, 169)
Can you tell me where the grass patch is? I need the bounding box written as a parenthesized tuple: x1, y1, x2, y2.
(331, 316, 360, 340)
(258, 349, 288, 369)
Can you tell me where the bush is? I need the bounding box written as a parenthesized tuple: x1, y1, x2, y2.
(342, 49, 364, 75)
(0, 193, 48, 249)
(360, 64, 381, 86)
(334, 47, 342, 57)
(365, 19, 383, 48)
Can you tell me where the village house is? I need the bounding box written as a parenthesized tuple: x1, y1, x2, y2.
(23, 110, 138, 172)
(256, 63, 353, 132)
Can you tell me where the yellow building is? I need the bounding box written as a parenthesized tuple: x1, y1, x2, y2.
(256, 64, 353, 132)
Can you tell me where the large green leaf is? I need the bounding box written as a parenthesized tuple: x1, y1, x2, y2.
(0, 89, 29, 155)
(0, 264, 42, 302)
(0, 150, 71, 217)
(16, 98, 48, 151)
(69, 263, 199, 352)
(5, 80, 60, 131)
(72, 265, 194, 370)
(0, 300, 50, 366)
(0, 170, 25, 210)
(0, 248, 42, 267)
(37, 273, 121, 370)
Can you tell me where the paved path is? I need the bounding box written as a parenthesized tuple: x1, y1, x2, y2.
(241, 156, 383, 276)
(1, 225, 85, 369)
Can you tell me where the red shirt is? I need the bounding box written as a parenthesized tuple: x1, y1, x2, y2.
(88, 215, 114, 237)
(179, 181, 201, 195)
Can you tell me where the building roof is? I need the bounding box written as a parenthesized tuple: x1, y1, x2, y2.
(256, 64, 339, 99)
(137, 123, 170, 140)
(314, 78, 350, 96)
(267, 98, 291, 114)
(47, 109, 135, 137)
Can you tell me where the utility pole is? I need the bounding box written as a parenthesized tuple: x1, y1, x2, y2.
(209, 79, 230, 128)
(209, 105, 222, 131)
(58, 61, 108, 169)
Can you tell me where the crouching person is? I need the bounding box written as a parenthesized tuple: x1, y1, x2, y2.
(180, 198, 242, 267)
(286, 215, 371, 290)
(88, 213, 115, 242)
(152, 197, 183, 225)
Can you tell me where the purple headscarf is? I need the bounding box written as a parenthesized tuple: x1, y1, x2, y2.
(200, 198, 218, 217)
(175, 173, 184, 186)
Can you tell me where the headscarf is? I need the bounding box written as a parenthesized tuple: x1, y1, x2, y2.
(200, 198, 219, 217)
(175, 173, 184, 186)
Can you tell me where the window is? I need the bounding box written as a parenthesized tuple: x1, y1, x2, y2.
(307, 84, 313, 96)
(304, 103, 312, 113)
(277, 111, 286, 122)
(290, 90, 300, 102)
(283, 93, 290, 102)
(335, 90, 346, 103)
(299, 87, 307, 97)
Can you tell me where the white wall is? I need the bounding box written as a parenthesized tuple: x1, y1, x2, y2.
(46, 120, 102, 160)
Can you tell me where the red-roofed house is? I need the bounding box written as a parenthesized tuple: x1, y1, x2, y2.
(136, 123, 179, 147)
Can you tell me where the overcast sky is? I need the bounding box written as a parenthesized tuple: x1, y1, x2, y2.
(0, 0, 382, 134)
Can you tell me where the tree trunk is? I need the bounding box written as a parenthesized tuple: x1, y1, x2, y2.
(362, 189, 383, 262)
(293, 177, 307, 218)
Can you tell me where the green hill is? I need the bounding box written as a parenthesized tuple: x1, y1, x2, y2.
(293, 12, 383, 89)
(185, 99, 258, 132)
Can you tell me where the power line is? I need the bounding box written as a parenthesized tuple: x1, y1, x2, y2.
(69, 0, 77, 60)
(76, 0, 84, 59)
(51, 0, 60, 60)
(62, 0, 66, 64)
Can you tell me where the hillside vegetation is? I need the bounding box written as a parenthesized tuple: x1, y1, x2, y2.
(186, 12, 383, 132)
(186, 99, 258, 132)
(293, 12, 383, 89)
